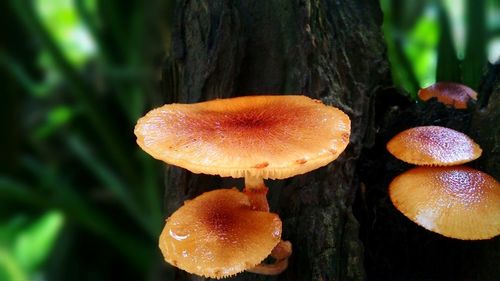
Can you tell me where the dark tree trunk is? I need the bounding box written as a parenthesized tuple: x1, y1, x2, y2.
(472, 62, 500, 180)
(161, 0, 390, 280)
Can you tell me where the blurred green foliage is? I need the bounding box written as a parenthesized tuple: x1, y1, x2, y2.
(36, 0, 97, 68)
(0, 0, 497, 280)
(382, 0, 500, 97)
(0, 211, 63, 281)
(1, 0, 173, 279)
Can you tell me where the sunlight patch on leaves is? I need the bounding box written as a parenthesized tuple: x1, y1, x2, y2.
(403, 7, 439, 87)
(0, 211, 64, 281)
(488, 37, 500, 63)
(443, 0, 465, 59)
(35, 0, 96, 68)
(13, 211, 64, 273)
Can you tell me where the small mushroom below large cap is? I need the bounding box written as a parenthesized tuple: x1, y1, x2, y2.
(389, 166, 500, 240)
(159, 188, 282, 279)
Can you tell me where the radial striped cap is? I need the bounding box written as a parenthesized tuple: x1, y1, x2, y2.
(159, 188, 282, 278)
(135, 95, 351, 179)
(387, 126, 482, 166)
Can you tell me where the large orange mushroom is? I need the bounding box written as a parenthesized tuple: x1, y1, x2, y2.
(135, 95, 351, 277)
(389, 166, 500, 239)
(135, 95, 350, 210)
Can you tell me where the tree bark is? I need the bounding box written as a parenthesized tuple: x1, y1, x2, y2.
(472, 62, 500, 180)
(162, 0, 390, 280)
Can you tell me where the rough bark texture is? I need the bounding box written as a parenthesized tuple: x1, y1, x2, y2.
(161, 0, 390, 280)
(472, 62, 500, 180)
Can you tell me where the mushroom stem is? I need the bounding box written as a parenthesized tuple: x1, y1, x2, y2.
(243, 175, 269, 211)
(244, 175, 266, 190)
(246, 258, 289, 275)
(270, 240, 292, 261)
(247, 240, 292, 275)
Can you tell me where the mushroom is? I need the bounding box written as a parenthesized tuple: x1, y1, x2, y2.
(135, 95, 351, 276)
(418, 82, 477, 109)
(389, 166, 500, 239)
(159, 188, 282, 278)
(386, 126, 500, 240)
(135, 95, 350, 211)
(386, 126, 482, 166)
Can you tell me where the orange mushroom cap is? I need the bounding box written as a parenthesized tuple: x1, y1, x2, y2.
(135, 95, 351, 179)
(389, 166, 500, 240)
(159, 188, 281, 278)
(418, 82, 477, 109)
(386, 126, 482, 166)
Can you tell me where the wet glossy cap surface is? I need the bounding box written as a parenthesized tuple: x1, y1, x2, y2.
(159, 189, 282, 278)
(418, 82, 477, 109)
(387, 126, 482, 166)
(135, 95, 351, 179)
(389, 166, 500, 240)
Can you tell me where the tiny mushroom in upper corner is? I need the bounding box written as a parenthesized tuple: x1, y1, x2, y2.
(134, 95, 351, 277)
(418, 82, 478, 109)
(389, 166, 500, 240)
(386, 126, 482, 166)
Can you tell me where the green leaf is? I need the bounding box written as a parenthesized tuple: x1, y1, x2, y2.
(13, 211, 64, 273)
(0, 176, 152, 272)
(463, 0, 487, 89)
(65, 136, 156, 236)
(404, 6, 440, 87)
(35, 0, 96, 67)
(0, 248, 27, 281)
(436, 2, 462, 83)
(0, 217, 28, 247)
(34, 106, 74, 139)
(380, 0, 421, 96)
